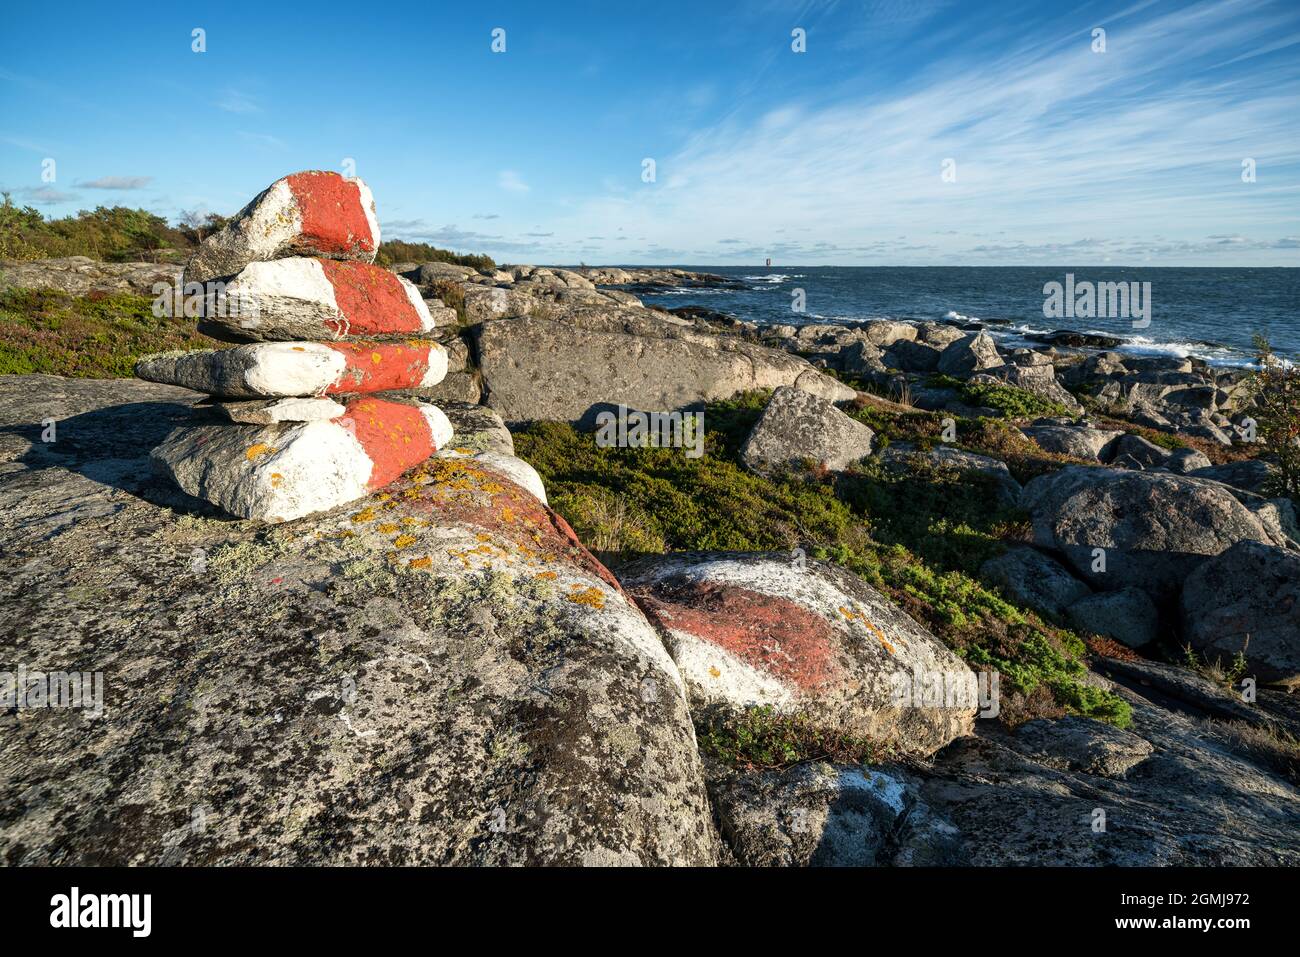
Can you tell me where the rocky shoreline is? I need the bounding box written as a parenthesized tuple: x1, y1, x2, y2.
(1, 251, 1297, 866)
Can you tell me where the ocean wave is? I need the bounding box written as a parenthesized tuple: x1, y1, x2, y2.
(742, 274, 802, 283)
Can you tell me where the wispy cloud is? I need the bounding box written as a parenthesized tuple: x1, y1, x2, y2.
(550, 0, 1300, 263)
(498, 170, 529, 193)
(216, 89, 261, 114)
(77, 175, 153, 189)
(237, 130, 286, 150)
(7, 185, 80, 205)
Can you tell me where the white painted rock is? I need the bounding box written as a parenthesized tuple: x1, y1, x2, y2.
(152, 396, 454, 522)
(619, 552, 979, 756)
(215, 396, 347, 425)
(137, 340, 448, 398)
(184, 170, 379, 284)
(198, 258, 434, 343)
(436, 447, 548, 505)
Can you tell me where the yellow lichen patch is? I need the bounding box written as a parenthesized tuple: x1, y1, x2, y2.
(351, 507, 377, 523)
(371, 351, 383, 364)
(401, 517, 423, 527)
(408, 556, 432, 570)
(245, 443, 276, 462)
(393, 534, 417, 549)
(270, 472, 283, 488)
(377, 492, 391, 502)
(534, 571, 557, 581)
(376, 522, 400, 534)
(500, 506, 516, 524)
(565, 586, 606, 610)
(840, 605, 896, 654)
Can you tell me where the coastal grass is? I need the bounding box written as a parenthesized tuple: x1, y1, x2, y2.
(0, 287, 216, 377)
(512, 390, 1131, 733)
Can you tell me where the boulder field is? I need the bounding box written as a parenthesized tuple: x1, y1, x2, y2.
(1, 236, 1299, 866)
(2, 374, 1298, 866)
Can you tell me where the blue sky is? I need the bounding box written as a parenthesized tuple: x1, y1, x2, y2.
(2, 0, 1298, 265)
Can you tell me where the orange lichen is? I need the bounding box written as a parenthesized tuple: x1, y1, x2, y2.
(245, 443, 276, 461)
(565, 586, 606, 610)
(408, 556, 432, 570)
(393, 534, 417, 549)
(351, 507, 377, 523)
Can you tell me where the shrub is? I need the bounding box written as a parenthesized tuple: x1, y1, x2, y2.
(1244, 335, 1300, 499)
(374, 240, 495, 273)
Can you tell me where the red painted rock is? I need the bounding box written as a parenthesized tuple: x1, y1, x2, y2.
(136, 340, 449, 398)
(151, 397, 453, 522)
(183, 170, 379, 284)
(197, 258, 435, 343)
(619, 552, 979, 756)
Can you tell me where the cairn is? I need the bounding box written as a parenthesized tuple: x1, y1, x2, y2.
(137, 170, 456, 522)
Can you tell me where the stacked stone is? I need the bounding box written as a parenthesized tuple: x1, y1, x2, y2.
(137, 170, 456, 523)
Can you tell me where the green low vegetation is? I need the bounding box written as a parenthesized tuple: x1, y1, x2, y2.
(512, 390, 1132, 743)
(696, 704, 883, 770)
(0, 287, 216, 377)
(927, 372, 1069, 418)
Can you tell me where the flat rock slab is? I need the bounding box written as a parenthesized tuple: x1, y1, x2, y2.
(152, 396, 454, 522)
(199, 258, 433, 343)
(474, 309, 855, 424)
(619, 551, 977, 757)
(215, 396, 347, 424)
(184, 171, 379, 284)
(137, 340, 448, 398)
(709, 761, 962, 866)
(740, 385, 874, 475)
(0, 374, 719, 865)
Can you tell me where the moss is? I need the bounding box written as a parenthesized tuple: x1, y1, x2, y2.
(696, 704, 885, 770)
(512, 398, 1130, 727)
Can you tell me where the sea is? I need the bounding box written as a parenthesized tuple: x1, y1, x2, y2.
(637, 267, 1299, 369)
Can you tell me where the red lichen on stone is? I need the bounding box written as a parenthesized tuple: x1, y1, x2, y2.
(339, 397, 435, 488)
(319, 260, 420, 337)
(286, 171, 375, 256)
(324, 341, 434, 393)
(634, 582, 840, 692)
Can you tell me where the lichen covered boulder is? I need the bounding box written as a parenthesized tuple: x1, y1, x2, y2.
(0, 375, 720, 865)
(1020, 466, 1280, 598)
(619, 552, 978, 757)
(739, 385, 874, 475)
(184, 170, 379, 284)
(1181, 541, 1300, 688)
